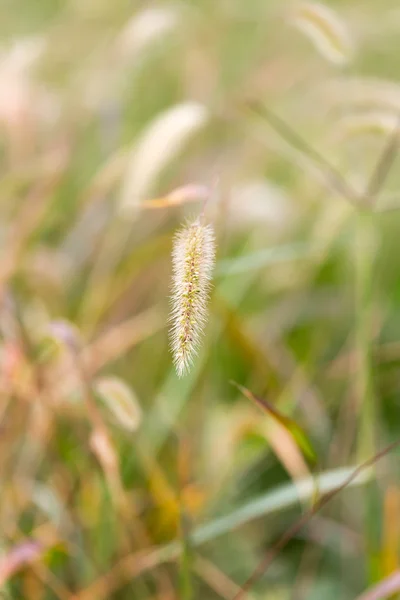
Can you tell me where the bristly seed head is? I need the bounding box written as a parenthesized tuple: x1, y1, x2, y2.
(169, 218, 215, 377)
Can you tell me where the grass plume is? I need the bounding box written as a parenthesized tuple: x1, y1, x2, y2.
(169, 218, 215, 377)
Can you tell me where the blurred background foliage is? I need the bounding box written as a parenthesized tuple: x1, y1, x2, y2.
(1, 0, 400, 598)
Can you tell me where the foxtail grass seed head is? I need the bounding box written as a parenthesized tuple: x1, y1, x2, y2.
(169, 218, 215, 377)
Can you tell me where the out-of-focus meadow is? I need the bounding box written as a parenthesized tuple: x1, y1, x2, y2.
(2, 0, 400, 598)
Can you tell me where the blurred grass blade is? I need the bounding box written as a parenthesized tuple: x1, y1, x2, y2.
(179, 512, 194, 600)
(83, 306, 164, 375)
(231, 381, 317, 463)
(191, 466, 371, 545)
(355, 570, 400, 600)
(94, 376, 142, 431)
(292, 2, 353, 65)
(81, 148, 128, 208)
(243, 101, 358, 203)
(382, 487, 400, 577)
(216, 242, 313, 276)
(365, 113, 400, 202)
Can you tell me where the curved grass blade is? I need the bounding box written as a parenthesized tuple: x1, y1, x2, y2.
(231, 381, 317, 464)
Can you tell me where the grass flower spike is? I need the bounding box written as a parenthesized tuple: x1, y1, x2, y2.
(169, 217, 215, 377)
